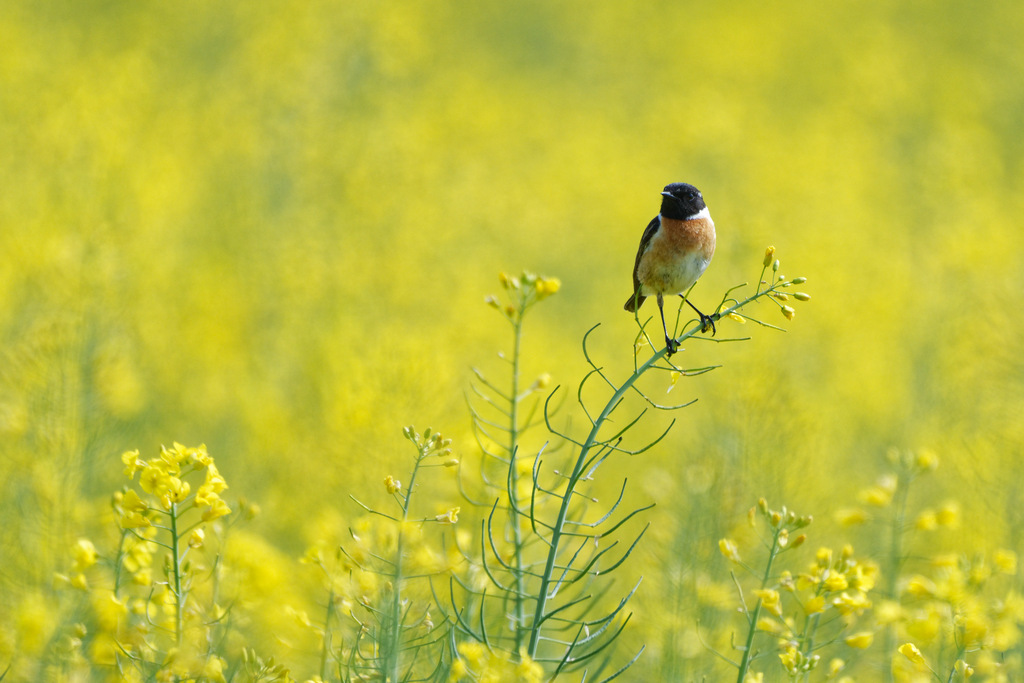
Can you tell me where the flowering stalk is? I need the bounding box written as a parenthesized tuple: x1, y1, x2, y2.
(345, 426, 456, 681)
(735, 524, 785, 683)
(168, 501, 185, 645)
(530, 251, 808, 662)
(465, 271, 559, 653)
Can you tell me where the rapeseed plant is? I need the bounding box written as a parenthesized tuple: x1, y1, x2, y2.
(43, 443, 268, 682)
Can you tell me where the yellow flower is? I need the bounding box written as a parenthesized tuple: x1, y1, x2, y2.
(195, 464, 228, 506)
(907, 607, 942, 643)
(535, 276, 561, 299)
(823, 571, 849, 592)
(995, 549, 1018, 574)
(718, 538, 741, 563)
(166, 476, 190, 505)
(202, 498, 231, 521)
(449, 657, 468, 682)
(833, 591, 872, 616)
(835, 508, 869, 526)
(118, 489, 152, 528)
(202, 656, 228, 683)
(915, 509, 938, 530)
(159, 442, 192, 470)
(781, 305, 796, 320)
(754, 589, 782, 617)
(121, 449, 143, 479)
(188, 443, 213, 467)
(828, 659, 845, 677)
(955, 659, 974, 678)
(91, 589, 127, 632)
(515, 650, 544, 683)
(959, 612, 989, 647)
(139, 461, 171, 497)
(499, 272, 520, 290)
(667, 370, 682, 393)
(384, 475, 402, 494)
(859, 475, 896, 506)
(436, 507, 460, 524)
(875, 599, 904, 625)
(905, 575, 936, 598)
(779, 645, 799, 674)
(763, 246, 776, 267)
(72, 539, 98, 572)
(915, 449, 939, 471)
(898, 642, 926, 666)
(803, 595, 826, 615)
(844, 631, 874, 649)
(936, 501, 960, 527)
(528, 373, 552, 392)
(847, 563, 877, 592)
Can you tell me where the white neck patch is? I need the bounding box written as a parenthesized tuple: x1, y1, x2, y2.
(685, 206, 711, 221)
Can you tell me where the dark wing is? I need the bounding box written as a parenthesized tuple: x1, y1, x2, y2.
(624, 215, 661, 311)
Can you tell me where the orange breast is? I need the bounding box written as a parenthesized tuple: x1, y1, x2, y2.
(637, 216, 716, 297)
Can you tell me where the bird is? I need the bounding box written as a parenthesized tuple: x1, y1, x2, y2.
(624, 182, 717, 356)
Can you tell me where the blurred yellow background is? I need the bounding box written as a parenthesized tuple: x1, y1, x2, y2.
(1, 0, 1022, 679)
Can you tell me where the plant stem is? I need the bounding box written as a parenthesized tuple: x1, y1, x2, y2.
(321, 586, 335, 681)
(169, 502, 184, 645)
(526, 284, 782, 659)
(384, 447, 426, 682)
(509, 304, 529, 653)
(883, 471, 912, 683)
(736, 530, 782, 683)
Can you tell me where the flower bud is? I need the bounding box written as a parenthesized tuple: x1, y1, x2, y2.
(763, 246, 776, 267)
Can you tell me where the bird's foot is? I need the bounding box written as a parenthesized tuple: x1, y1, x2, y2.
(664, 336, 680, 356)
(699, 313, 717, 336)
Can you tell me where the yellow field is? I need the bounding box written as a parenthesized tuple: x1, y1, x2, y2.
(1, 1, 1022, 681)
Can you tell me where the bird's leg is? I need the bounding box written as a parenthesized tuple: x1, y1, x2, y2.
(657, 293, 679, 355)
(680, 296, 717, 336)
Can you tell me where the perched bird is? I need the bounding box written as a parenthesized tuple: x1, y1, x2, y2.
(624, 182, 717, 355)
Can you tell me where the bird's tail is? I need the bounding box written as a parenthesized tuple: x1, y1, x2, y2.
(623, 292, 646, 312)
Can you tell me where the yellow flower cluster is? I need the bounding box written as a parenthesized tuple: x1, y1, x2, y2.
(450, 643, 544, 683)
(487, 270, 561, 322)
(727, 500, 878, 682)
(47, 443, 244, 680)
(118, 442, 230, 522)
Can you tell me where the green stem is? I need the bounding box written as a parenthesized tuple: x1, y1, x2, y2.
(321, 585, 335, 681)
(509, 303, 528, 653)
(526, 282, 781, 658)
(169, 502, 184, 645)
(385, 447, 425, 682)
(736, 531, 782, 683)
(112, 528, 128, 597)
(883, 471, 912, 683)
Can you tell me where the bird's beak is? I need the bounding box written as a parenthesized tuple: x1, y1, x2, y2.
(661, 191, 676, 201)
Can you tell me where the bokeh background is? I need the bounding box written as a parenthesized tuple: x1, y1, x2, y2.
(2, 0, 1022, 679)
